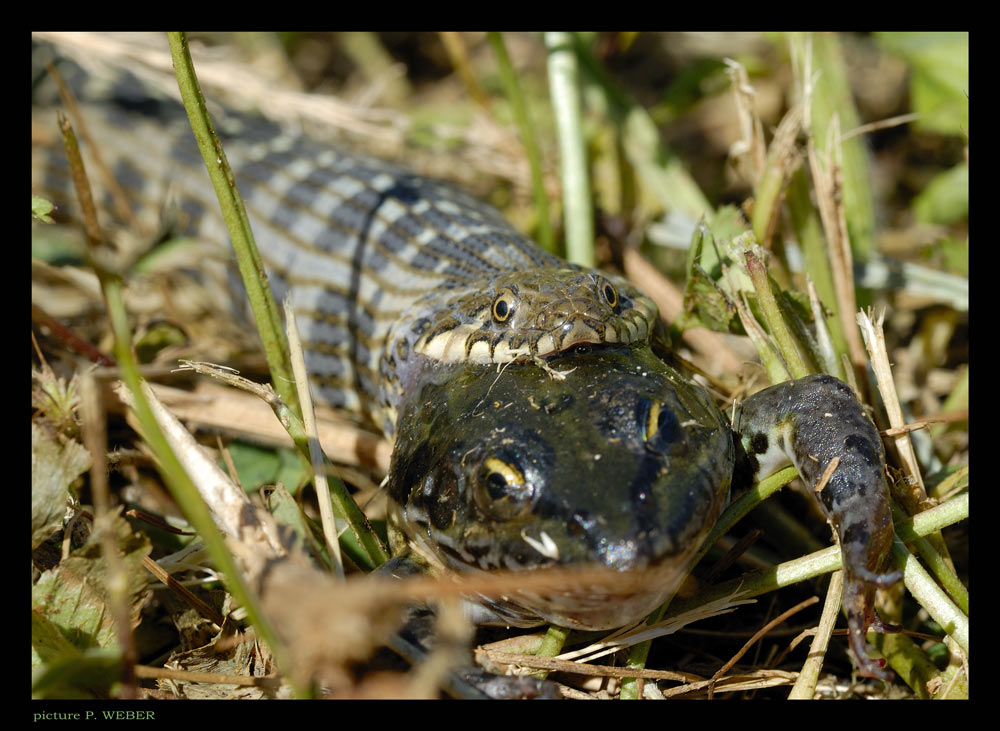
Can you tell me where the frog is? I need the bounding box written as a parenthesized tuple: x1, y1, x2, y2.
(381, 342, 902, 687)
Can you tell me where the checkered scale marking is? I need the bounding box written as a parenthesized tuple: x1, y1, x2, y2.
(32, 56, 656, 437)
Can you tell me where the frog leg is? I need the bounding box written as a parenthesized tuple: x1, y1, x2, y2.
(732, 374, 903, 680)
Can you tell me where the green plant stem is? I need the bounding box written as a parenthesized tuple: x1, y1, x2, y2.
(787, 569, 843, 699)
(750, 154, 786, 251)
(892, 536, 969, 653)
(786, 167, 850, 363)
(744, 248, 810, 380)
(706, 467, 800, 548)
(545, 32, 594, 268)
(166, 32, 299, 418)
(872, 631, 937, 698)
(167, 33, 386, 570)
(532, 624, 571, 680)
(58, 92, 293, 693)
(488, 32, 555, 255)
(894, 496, 969, 613)
(790, 32, 877, 261)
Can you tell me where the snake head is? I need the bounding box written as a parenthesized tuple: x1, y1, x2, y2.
(382, 269, 658, 376)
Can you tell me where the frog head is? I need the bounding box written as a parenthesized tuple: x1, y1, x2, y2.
(386, 345, 733, 630)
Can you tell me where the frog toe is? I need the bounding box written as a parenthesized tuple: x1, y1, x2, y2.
(842, 570, 900, 681)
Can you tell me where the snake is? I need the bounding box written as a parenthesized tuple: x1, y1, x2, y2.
(32, 41, 901, 682)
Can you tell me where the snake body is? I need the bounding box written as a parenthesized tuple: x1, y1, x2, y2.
(32, 52, 655, 438)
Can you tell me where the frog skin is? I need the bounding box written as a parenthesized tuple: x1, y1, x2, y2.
(384, 345, 902, 681)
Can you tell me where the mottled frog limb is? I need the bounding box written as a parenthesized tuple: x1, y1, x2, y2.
(733, 374, 902, 679)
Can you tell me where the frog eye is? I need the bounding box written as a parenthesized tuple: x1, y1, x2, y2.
(475, 455, 534, 520)
(597, 278, 619, 310)
(639, 398, 679, 450)
(641, 399, 662, 441)
(492, 288, 517, 323)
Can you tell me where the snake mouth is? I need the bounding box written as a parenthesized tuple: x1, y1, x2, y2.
(534, 314, 605, 353)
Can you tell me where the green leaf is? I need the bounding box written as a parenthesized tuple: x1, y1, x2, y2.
(222, 441, 309, 494)
(31, 630, 123, 699)
(274, 447, 311, 494)
(222, 441, 282, 492)
(914, 163, 969, 225)
(133, 321, 187, 364)
(936, 236, 969, 277)
(31, 423, 89, 549)
(31, 513, 152, 658)
(875, 32, 969, 135)
(679, 206, 757, 334)
(31, 228, 87, 266)
(32, 195, 55, 223)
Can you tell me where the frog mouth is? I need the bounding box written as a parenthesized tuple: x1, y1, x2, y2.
(395, 504, 705, 631)
(471, 555, 702, 631)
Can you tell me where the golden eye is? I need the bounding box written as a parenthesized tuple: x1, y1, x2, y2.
(641, 399, 662, 441)
(492, 288, 516, 323)
(482, 457, 524, 495)
(639, 398, 678, 453)
(476, 456, 533, 520)
(599, 279, 619, 309)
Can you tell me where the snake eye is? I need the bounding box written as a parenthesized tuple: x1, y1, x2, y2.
(598, 279, 619, 310)
(492, 288, 516, 323)
(475, 455, 534, 520)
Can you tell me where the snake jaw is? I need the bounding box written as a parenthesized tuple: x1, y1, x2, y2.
(382, 269, 660, 385)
